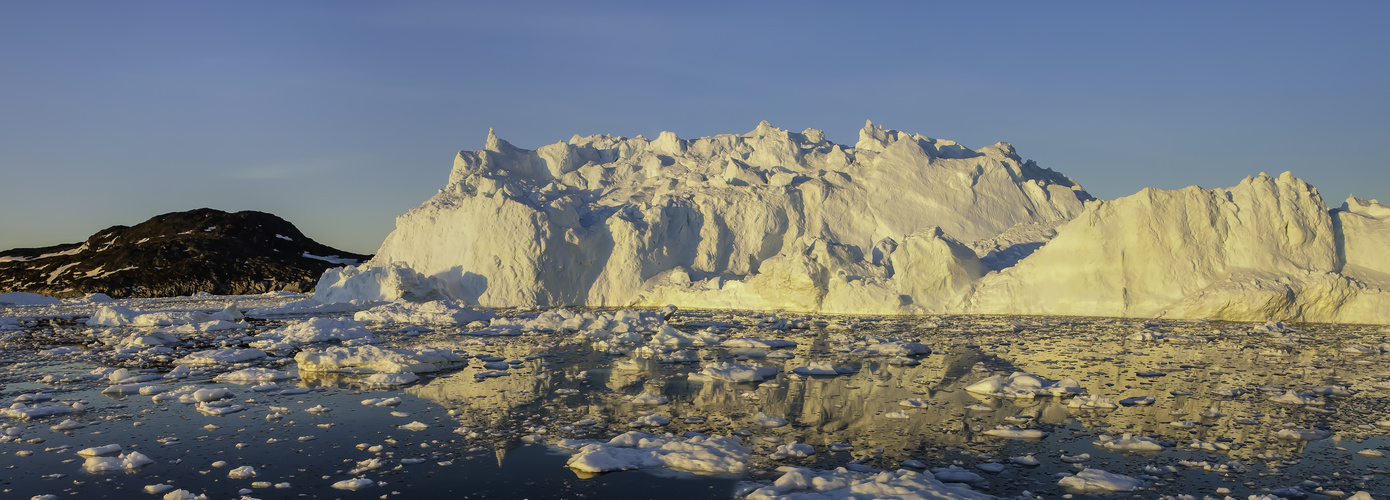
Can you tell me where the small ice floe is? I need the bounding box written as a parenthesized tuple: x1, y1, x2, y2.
(1356, 449, 1384, 457)
(77, 444, 122, 457)
(1119, 395, 1155, 406)
(562, 432, 748, 475)
(161, 489, 206, 500)
(977, 463, 1005, 473)
(1061, 453, 1090, 463)
(1057, 468, 1143, 493)
(1169, 420, 1196, 429)
(964, 404, 994, 412)
(295, 345, 464, 374)
(360, 397, 402, 407)
(227, 465, 256, 479)
(629, 392, 668, 405)
(883, 411, 910, 419)
(83, 451, 155, 472)
(399, 421, 428, 431)
(769, 441, 814, 460)
(176, 348, 267, 366)
(1210, 386, 1245, 398)
(790, 362, 852, 377)
(852, 339, 931, 357)
(650, 325, 722, 346)
(1093, 434, 1164, 452)
(689, 362, 777, 383)
(1012, 455, 1040, 466)
(981, 426, 1048, 440)
(1, 401, 83, 420)
(741, 467, 993, 500)
(360, 372, 420, 387)
(965, 371, 1084, 399)
(353, 300, 494, 325)
(630, 414, 670, 427)
(1276, 428, 1332, 441)
(331, 478, 374, 490)
(753, 412, 788, 427)
(213, 368, 293, 384)
(49, 419, 85, 431)
(1067, 394, 1117, 409)
(304, 405, 332, 414)
(196, 401, 245, 416)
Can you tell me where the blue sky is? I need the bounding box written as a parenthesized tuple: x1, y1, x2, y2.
(3, 1, 1387, 254)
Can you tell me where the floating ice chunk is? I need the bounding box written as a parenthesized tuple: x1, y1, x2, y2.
(770, 441, 814, 460)
(252, 317, 376, 347)
(49, 419, 85, 431)
(883, 411, 910, 419)
(1067, 394, 1117, 409)
(629, 392, 668, 405)
(742, 467, 995, 500)
(354, 300, 494, 325)
(144, 484, 173, 494)
(399, 421, 428, 431)
(228, 465, 257, 479)
(754, 412, 788, 427)
(214, 368, 293, 384)
(83, 451, 154, 472)
(1276, 428, 1332, 441)
(1012, 455, 1040, 466)
(563, 432, 749, 475)
(162, 489, 206, 500)
(361, 372, 420, 386)
(296, 345, 464, 374)
(966, 371, 1084, 398)
(981, 425, 1048, 440)
(1356, 449, 1385, 457)
(1093, 434, 1164, 452)
(722, 337, 796, 349)
(977, 463, 1005, 473)
(177, 348, 267, 366)
(690, 362, 777, 383)
(791, 362, 852, 376)
(1057, 468, 1143, 493)
(331, 478, 374, 490)
(77, 444, 122, 457)
(630, 414, 670, 427)
(2, 402, 82, 420)
(361, 397, 403, 406)
(196, 401, 245, 415)
(649, 325, 722, 346)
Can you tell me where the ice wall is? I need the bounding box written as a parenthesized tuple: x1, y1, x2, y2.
(315, 121, 1090, 310)
(314, 122, 1388, 324)
(967, 172, 1390, 323)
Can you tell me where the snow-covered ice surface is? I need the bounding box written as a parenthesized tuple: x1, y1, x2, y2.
(0, 294, 1387, 499)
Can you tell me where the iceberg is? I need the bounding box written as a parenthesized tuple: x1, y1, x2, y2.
(313, 122, 1389, 324)
(315, 121, 1089, 313)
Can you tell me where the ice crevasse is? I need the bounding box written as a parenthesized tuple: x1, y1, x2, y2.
(314, 121, 1390, 324)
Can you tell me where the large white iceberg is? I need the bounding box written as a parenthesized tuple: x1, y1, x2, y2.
(313, 122, 1390, 324)
(315, 121, 1088, 313)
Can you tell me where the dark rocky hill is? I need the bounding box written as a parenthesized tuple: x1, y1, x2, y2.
(0, 209, 371, 298)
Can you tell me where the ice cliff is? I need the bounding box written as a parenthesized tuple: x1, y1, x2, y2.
(967, 173, 1390, 323)
(315, 122, 1390, 324)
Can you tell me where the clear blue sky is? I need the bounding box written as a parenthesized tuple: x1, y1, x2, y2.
(3, 1, 1386, 254)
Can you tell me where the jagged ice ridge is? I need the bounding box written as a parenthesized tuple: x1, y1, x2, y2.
(314, 121, 1390, 324)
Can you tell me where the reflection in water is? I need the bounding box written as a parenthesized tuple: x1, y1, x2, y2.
(367, 312, 1390, 497)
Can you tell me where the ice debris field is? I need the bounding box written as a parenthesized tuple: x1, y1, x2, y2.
(0, 292, 1387, 499)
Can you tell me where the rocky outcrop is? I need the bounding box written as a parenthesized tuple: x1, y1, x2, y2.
(0, 209, 369, 298)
